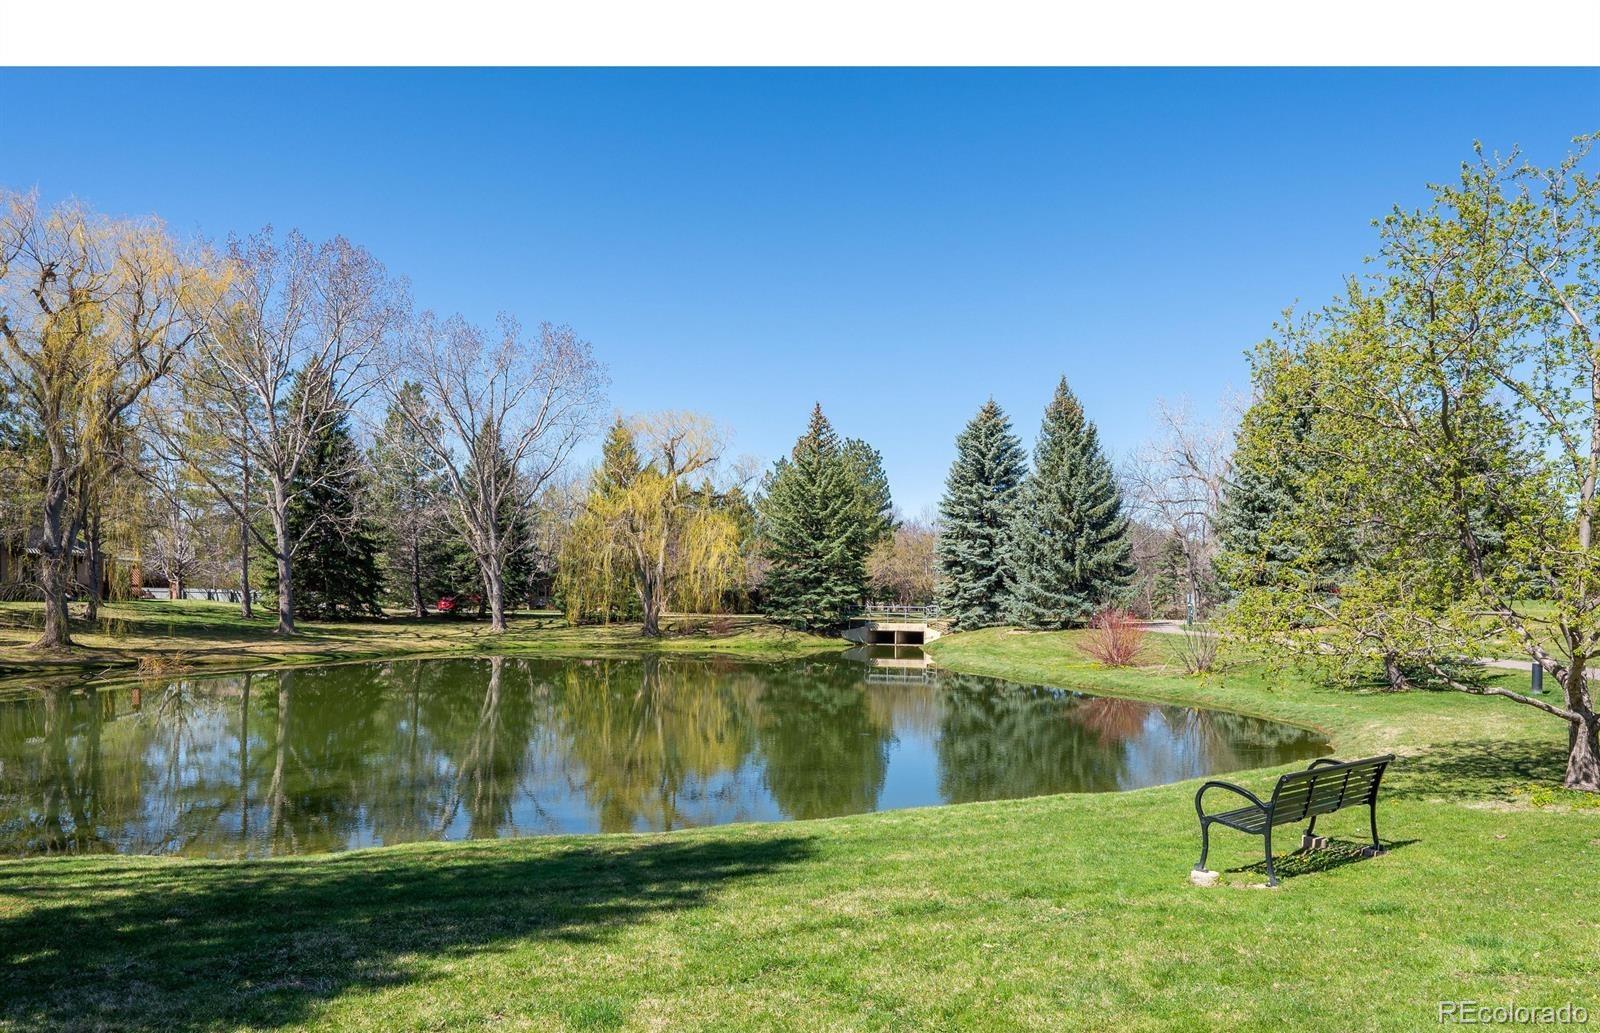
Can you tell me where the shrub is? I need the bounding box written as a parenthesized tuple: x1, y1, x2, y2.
(1174, 625, 1220, 675)
(137, 651, 193, 678)
(1080, 607, 1148, 667)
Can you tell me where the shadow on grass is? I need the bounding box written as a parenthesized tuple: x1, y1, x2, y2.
(1228, 836, 1420, 883)
(0, 834, 814, 1032)
(1387, 737, 1566, 799)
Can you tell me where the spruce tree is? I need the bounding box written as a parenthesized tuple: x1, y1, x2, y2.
(841, 437, 896, 552)
(597, 417, 643, 493)
(758, 405, 873, 630)
(371, 383, 453, 617)
(935, 399, 1027, 629)
(1214, 371, 1354, 598)
(1004, 377, 1133, 628)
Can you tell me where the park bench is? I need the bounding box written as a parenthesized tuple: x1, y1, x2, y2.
(1193, 754, 1395, 886)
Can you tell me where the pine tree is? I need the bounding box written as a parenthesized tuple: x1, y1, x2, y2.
(758, 405, 874, 630)
(264, 372, 383, 619)
(597, 418, 642, 494)
(935, 399, 1027, 629)
(841, 437, 896, 552)
(1214, 370, 1352, 598)
(1004, 377, 1133, 628)
(1214, 459, 1303, 595)
(370, 383, 453, 617)
(1150, 532, 1189, 617)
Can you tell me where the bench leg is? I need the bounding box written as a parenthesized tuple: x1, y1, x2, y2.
(1364, 803, 1384, 857)
(1194, 819, 1211, 871)
(1263, 826, 1279, 887)
(1300, 815, 1327, 852)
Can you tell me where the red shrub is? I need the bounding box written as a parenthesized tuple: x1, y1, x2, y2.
(1080, 607, 1149, 667)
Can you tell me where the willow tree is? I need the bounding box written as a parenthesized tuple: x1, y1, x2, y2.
(1220, 138, 1600, 791)
(562, 413, 744, 637)
(0, 193, 213, 649)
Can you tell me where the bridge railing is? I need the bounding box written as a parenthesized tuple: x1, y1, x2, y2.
(859, 602, 941, 620)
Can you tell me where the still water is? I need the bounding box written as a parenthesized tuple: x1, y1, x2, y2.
(0, 654, 1327, 857)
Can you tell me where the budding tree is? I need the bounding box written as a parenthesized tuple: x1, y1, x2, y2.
(1221, 139, 1600, 790)
(0, 192, 212, 649)
(562, 412, 745, 636)
(390, 313, 604, 633)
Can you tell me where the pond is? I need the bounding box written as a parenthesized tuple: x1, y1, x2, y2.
(0, 654, 1327, 858)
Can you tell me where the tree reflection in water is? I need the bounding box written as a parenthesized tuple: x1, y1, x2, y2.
(0, 656, 1326, 857)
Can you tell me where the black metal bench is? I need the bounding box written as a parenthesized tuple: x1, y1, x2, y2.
(1194, 754, 1395, 886)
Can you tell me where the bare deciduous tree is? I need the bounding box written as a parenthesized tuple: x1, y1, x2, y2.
(867, 516, 939, 605)
(1123, 399, 1233, 618)
(390, 312, 605, 633)
(167, 228, 403, 635)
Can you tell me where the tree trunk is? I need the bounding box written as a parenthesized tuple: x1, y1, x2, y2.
(640, 568, 663, 638)
(274, 549, 295, 635)
(411, 537, 424, 618)
(1562, 659, 1600, 790)
(1566, 712, 1600, 791)
(268, 485, 295, 635)
(482, 562, 506, 633)
(240, 459, 253, 620)
(1382, 652, 1412, 691)
(84, 507, 103, 623)
(33, 466, 73, 651)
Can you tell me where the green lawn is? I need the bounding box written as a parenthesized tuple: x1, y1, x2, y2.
(1, 620, 1596, 1031)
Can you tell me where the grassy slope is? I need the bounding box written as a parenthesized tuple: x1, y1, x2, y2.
(1, 622, 1597, 1032)
(0, 600, 837, 691)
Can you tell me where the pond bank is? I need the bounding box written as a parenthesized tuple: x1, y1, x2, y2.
(0, 620, 1593, 1031)
(0, 600, 838, 691)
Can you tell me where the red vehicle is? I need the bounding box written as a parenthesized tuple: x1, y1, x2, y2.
(435, 594, 482, 617)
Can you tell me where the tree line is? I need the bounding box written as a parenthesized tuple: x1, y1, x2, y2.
(1209, 136, 1600, 791)
(0, 190, 936, 643)
(1084, 135, 1600, 793)
(935, 378, 1135, 630)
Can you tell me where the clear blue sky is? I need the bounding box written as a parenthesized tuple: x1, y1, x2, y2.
(3, 69, 1596, 515)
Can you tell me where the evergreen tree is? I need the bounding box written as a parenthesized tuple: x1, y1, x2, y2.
(1150, 531, 1189, 617)
(758, 405, 874, 630)
(1003, 377, 1133, 628)
(841, 437, 896, 552)
(370, 383, 453, 617)
(1214, 363, 1352, 598)
(597, 418, 643, 494)
(1214, 458, 1303, 595)
(935, 399, 1027, 628)
(264, 372, 383, 619)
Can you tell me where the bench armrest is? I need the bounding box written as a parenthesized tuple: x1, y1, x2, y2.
(1305, 758, 1345, 770)
(1195, 780, 1267, 818)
